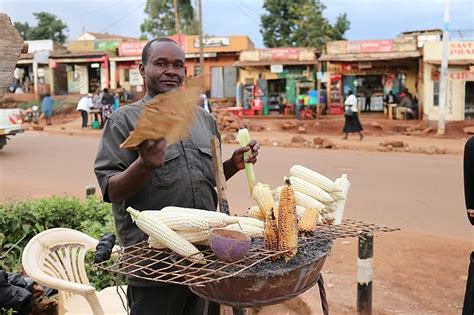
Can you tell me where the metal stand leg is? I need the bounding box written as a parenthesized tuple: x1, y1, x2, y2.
(317, 275, 329, 315)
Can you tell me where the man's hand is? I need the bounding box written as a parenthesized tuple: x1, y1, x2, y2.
(231, 140, 260, 171)
(468, 209, 474, 218)
(137, 139, 167, 170)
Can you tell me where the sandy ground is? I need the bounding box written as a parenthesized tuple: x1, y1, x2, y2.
(1, 117, 473, 314)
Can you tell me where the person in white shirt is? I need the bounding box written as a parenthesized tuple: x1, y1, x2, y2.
(343, 90, 364, 140)
(76, 93, 93, 129)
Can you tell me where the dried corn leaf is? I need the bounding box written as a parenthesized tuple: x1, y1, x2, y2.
(120, 76, 203, 149)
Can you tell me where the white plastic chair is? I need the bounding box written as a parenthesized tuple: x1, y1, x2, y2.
(22, 228, 127, 315)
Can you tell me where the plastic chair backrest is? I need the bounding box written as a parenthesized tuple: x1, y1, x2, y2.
(22, 228, 103, 314)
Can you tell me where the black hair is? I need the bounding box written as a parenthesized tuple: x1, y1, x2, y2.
(348, 90, 353, 95)
(103, 88, 109, 93)
(141, 38, 179, 65)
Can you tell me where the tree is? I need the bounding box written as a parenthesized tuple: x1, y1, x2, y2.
(141, 0, 198, 38)
(260, 0, 350, 49)
(14, 12, 68, 44)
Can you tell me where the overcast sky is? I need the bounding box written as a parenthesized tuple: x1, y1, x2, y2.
(1, 0, 473, 47)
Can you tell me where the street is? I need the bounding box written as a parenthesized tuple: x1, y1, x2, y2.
(0, 131, 470, 240)
(1, 132, 472, 313)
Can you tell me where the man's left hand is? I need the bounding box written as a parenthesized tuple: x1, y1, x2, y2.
(231, 140, 260, 171)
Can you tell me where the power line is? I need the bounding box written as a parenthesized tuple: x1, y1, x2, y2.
(99, 2, 144, 33)
(231, 1, 260, 24)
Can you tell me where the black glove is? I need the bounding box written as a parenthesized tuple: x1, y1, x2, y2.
(93, 233, 116, 264)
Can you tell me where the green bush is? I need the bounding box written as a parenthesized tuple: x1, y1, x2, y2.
(0, 196, 119, 289)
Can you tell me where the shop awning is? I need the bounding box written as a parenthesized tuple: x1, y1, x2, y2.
(318, 51, 421, 62)
(232, 60, 318, 67)
(50, 51, 108, 59)
(424, 59, 474, 65)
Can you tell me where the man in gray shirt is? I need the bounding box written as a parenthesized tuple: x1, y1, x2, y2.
(94, 38, 260, 315)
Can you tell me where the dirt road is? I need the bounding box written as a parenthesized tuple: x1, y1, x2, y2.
(1, 132, 472, 313)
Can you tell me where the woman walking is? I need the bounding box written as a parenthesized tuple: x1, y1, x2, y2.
(342, 90, 364, 140)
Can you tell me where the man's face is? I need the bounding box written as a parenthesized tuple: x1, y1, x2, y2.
(139, 41, 186, 96)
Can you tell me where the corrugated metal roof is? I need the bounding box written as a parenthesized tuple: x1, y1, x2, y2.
(319, 51, 421, 62)
(233, 60, 318, 67)
(50, 51, 108, 59)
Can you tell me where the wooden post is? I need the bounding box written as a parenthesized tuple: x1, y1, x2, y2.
(316, 63, 322, 119)
(86, 185, 96, 198)
(357, 232, 373, 314)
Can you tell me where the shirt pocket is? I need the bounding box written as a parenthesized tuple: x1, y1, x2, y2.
(151, 146, 183, 189)
(197, 146, 216, 186)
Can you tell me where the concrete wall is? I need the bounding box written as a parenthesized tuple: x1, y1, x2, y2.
(0, 14, 24, 97)
(423, 64, 473, 121)
(424, 41, 474, 61)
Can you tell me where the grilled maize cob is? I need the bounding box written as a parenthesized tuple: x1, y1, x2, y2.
(277, 178, 298, 261)
(290, 165, 341, 192)
(252, 183, 275, 217)
(334, 174, 351, 225)
(127, 207, 204, 263)
(289, 176, 334, 203)
(264, 208, 279, 253)
(148, 230, 210, 249)
(273, 186, 326, 212)
(298, 208, 319, 234)
(246, 206, 265, 221)
(273, 202, 306, 221)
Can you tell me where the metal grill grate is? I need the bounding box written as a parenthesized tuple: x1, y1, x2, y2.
(93, 219, 399, 287)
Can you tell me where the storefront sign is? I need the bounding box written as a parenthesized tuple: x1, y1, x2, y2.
(347, 40, 393, 53)
(129, 68, 143, 85)
(358, 62, 372, 69)
(95, 40, 120, 51)
(270, 64, 283, 73)
(119, 41, 147, 57)
(449, 42, 474, 58)
(259, 48, 301, 61)
(450, 71, 474, 81)
(193, 37, 229, 48)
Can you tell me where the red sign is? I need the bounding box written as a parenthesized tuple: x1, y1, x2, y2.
(259, 48, 301, 61)
(450, 71, 474, 81)
(118, 41, 148, 57)
(449, 42, 474, 57)
(347, 40, 393, 53)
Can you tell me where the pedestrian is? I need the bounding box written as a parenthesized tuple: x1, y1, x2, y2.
(94, 38, 260, 315)
(462, 137, 474, 315)
(112, 93, 120, 112)
(365, 85, 372, 112)
(101, 88, 114, 124)
(41, 93, 54, 125)
(342, 90, 364, 140)
(199, 93, 211, 113)
(92, 90, 104, 128)
(396, 89, 415, 120)
(76, 93, 93, 129)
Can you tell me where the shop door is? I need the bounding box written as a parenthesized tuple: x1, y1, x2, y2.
(465, 82, 474, 120)
(211, 67, 224, 98)
(79, 66, 89, 94)
(223, 67, 237, 98)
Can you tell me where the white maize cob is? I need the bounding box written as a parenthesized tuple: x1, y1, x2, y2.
(127, 207, 204, 263)
(236, 216, 265, 229)
(238, 128, 256, 194)
(149, 212, 210, 231)
(160, 207, 239, 226)
(290, 165, 341, 192)
(225, 223, 264, 238)
(148, 230, 210, 249)
(252, 183, 275, 217)
(333, 174, 351, 225)
(274, 186, 326, 212)
(246, 206, 265, 221)
(289, 176, 334, 203)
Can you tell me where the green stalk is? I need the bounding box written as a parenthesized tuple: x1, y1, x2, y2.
(237, 128, 256, 194)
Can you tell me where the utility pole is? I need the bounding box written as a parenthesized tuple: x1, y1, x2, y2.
(198, 0, 204, 76)
(173, 0, 182, 45)
(438, 0, 450, 135)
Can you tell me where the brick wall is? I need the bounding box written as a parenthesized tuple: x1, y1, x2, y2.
(0, 14, 24, 98)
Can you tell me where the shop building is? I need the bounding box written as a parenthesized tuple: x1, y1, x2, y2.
(423, 41, 474, 120)
(233, 48, 319, 112)
(319, 37, 422, 114)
